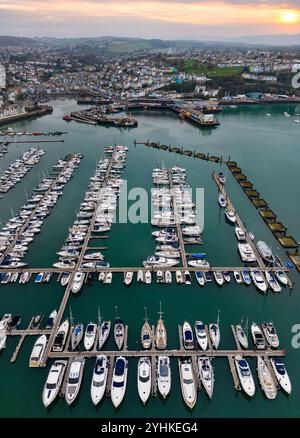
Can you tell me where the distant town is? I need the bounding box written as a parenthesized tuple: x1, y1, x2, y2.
(1, 37, 300, 123)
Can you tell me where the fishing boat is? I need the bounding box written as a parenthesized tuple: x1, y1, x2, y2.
(155, 302, 167, 350)
(257, 356, 277, 400)
(209, 311, 220, 349)
(42, 360, 67, 407)
(194, 321, 208, 350)
(214, 271, 224, 286)
(71, 271, 85, 294)
(198, 356, 214, 398)
(137, 357, 151, 404)
(251, 322, 266, 350)
(84, 322, 97, 350)
(141, 307, 152, 349)
(179, 359, 197, 409)
(218, 193, 227, 208)
(270, 358, 292, 394)
(265, 272, 281, 292)
(224, 208, 236, 224)
(124, 271, 134, 286)
(182, 321, 194, 350)
(29, 335, 48, 367)
(52, 319, 69, 352)
(45, 309, 57, 329)
(251, 270, 268, 293)
(65, 357, 85, 405)
(234, 356, 255, 397)
(111, 356, 128, 408)
(261, 322, 279, 348)
(256, 241, 275, 264)
(90, 355, 108, 406)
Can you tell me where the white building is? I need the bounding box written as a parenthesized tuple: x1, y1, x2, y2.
(0, 65, 6, 89)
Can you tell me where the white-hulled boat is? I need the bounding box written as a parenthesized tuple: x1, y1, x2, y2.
(209, 311, 220, 349)
(251, 322, 266, 350)
(198, 356, 214, 398)
(42, 360, 67, 407)
(261, 322, 279, 348)
(141, 307, 152, 349)
(71, 271, 85, 294)
(137, 270, 144, 283)
(265, 272, 281, 292)
(111, 356, 128, 408)
(241, 269, 251, 285)
(182, 321, 194, 350)
(144, 271, 152, 284)
(194, 321, 208, 350)
(52, 319, 69, 352)
(251, 270, 268, 293)
(235, 227, 246, 241)
(114, 307, 125, 350)
(238, 243, 257, 262)
(176, 270, 184, 284)
(234, 356, 255, 397)
(45, 309, 57, 329)
(218, 193, 227, 208)
(70, 323, 84, 351)
(257, 241, 275, 264)
(90, 355, 108, 406)
(235, 323, 248, 349)
(84, 322, 97, 350)
(65, 357, 85, 405)
(234, 271, 243, 284)
(257, 356, 277, 400)
(137, 357, 151, 404)
(179, 359, 197, 409)
(214, 271, 224, 286)
(195, 271, 205, 286)
(155, 302, 167, 350)
(124, 271, 134, 286)
(29, 335, 47, 367)
(165, 270, 172, 284)
(157, 356, 171, 398)
(270, 358, 292, 395)
(224, 208, 236, 224)
(98, 321, 111, 350)
(274, 270, 288, 286)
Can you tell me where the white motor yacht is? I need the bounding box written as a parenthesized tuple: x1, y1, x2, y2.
(90, 355, 108, 406)
(111, 356, 128, 408)
(179, 359, 197, 409)
(65, 357, 85, 405)
(71, 271, 85, 294)
(257, 356, 277, 400)
(29, 335, 47, 367)
(194, 321, 208, 350)
(270, 358, 292, 395)
(137, 357, 151, 404)
(198, 356, 214, 398)
(234, 356, 255, 397)
(157, 356, 171, 398)
(84, 322, 97, 350)
(42, 360, 67, 407)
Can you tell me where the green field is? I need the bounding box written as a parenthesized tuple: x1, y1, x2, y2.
(180, 59, 243, 77)
(107, 40, 152, 53)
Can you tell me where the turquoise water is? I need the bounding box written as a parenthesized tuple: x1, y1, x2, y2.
(0, 100, 299, 418)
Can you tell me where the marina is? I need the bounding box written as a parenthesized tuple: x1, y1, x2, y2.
(0, 100, 299, 418)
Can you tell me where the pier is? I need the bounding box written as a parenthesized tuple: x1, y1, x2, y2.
(213, 171, 267, 269)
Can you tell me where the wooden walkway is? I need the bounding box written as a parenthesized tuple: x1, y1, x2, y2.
(48, 348, 285, 359)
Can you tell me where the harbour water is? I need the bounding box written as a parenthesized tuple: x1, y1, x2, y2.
(0, 100, 299, 418)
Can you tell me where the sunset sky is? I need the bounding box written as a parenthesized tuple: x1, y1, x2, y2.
(0, 0, 300, 39)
